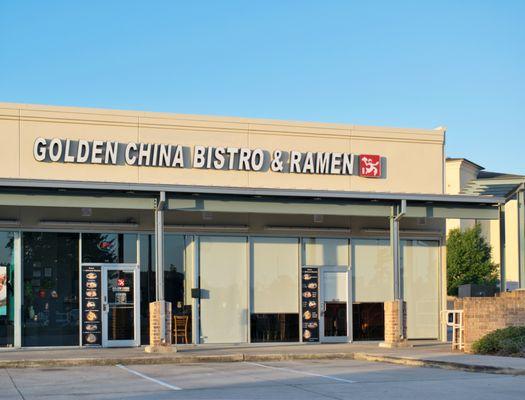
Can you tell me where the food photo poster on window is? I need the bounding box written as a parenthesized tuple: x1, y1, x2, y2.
(301, 267, 319, 342)
(0, 266, 7, 316)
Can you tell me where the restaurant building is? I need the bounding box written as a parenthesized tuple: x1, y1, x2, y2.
(0, 103, 503, 348)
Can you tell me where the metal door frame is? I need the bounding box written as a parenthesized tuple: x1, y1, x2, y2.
(97, 263, 140, 347)
(319, 266, 351, 343)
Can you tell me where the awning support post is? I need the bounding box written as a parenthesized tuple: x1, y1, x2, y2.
(155, 191, 166, 302)
(499, 205, 506, 291)
(391, 214, 401, 300)
(518, 190, 525, 289)
(390, 200, 406, 339)
(154, 191, 167, 344)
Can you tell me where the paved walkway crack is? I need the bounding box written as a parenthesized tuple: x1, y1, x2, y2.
(5, 368, 26, 400)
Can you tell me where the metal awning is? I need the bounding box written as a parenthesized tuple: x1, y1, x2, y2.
(167, 196, 500, 220)
(0, 193, 155, 210)
(0, 177, 503, 219)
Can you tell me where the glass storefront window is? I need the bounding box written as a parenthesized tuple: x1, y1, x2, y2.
(165, 235, 186, 314)
(82, 233, 137, 263)
(352, 303, 384, 340)
(352, 239, 393, 302)
(165, 235, 191, 343)
(200, 236, 248, 343)
(138, 234, 190, 345)
(250, 314, 299, 342)
(250, 237, 299, 342)
(304, 238, 349, 266)
(139, 234, 155, 345)
(401, 240, 439, 339)
(0, 231, 15, 347)
(23, 232, 79, 346)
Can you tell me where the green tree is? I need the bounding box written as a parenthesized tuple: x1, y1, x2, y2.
(447, 224, 498, 295)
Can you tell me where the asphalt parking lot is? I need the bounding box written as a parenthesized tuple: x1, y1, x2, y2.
(1, 359, 525, 400)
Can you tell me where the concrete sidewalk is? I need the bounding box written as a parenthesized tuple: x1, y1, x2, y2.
(1, 342, 525, 375)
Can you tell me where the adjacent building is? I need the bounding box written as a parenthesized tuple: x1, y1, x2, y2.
(446, 158, 525, 291)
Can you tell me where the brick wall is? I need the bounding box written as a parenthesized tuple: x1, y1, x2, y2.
(455, 290, 525, 352)
(384, 300, 407, 344)
(149, 300, 172, 346)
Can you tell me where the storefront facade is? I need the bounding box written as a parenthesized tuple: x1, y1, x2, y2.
(0, 103, 502, 348)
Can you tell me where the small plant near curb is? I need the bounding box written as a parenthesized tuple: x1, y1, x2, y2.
(472, 326, 525, 356)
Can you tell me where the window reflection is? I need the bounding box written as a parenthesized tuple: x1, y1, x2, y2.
(165, 235, 192, 343)
(0, 232, 15, 347)
(82, 233, 137, 263)
(139, 234, 155, 345)
(23, 232, 79, 346)
(165, 235, 186, 315)
(138, 234, 191, 345)
(250, 314, 299, 342)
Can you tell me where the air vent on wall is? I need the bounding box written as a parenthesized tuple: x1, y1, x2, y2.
(313, 214, 324, 223)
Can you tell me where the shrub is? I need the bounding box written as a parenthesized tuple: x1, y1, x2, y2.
(472, 326, 525, 356)
(447, 224, 498, 295)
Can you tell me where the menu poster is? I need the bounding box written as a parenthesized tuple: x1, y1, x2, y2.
(81, 265, 102, 346)
(301, 267, 319, 342)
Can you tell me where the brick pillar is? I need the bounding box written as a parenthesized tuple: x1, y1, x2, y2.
(145, 300, 174, 353)
(380, 300, 408, 348)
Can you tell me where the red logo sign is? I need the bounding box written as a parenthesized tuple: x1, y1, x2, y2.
(359, 155, 381, 178)
(117, 278, 125, 287)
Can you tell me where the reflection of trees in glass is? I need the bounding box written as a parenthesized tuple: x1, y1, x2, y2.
(22, 232, 80, 345)
(23, 232, 78, 299)
(82, 233, 119, 263)
(0, 233, 14, 344)
(3, 233, 14, 296)
(5, 233, 14, 260)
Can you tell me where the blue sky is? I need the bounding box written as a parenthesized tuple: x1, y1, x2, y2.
(1, 1, 524, 174)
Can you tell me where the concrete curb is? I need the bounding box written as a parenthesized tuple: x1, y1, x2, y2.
(1, 351, 524, 376)
(351, 353, 525, 376)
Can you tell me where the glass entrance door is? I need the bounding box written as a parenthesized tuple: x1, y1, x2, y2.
(101, 264, 140, 347)
(320, 267, 350, 343)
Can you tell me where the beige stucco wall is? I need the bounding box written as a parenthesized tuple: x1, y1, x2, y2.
(0, 103, 445, 194)
(445, 159, 480, 233)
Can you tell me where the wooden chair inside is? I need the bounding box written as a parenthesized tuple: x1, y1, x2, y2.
(173, 315, 189, 344)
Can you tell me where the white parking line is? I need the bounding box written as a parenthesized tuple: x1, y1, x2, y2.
(116, 364, 182, 391)
(246, 362, 357, 384)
